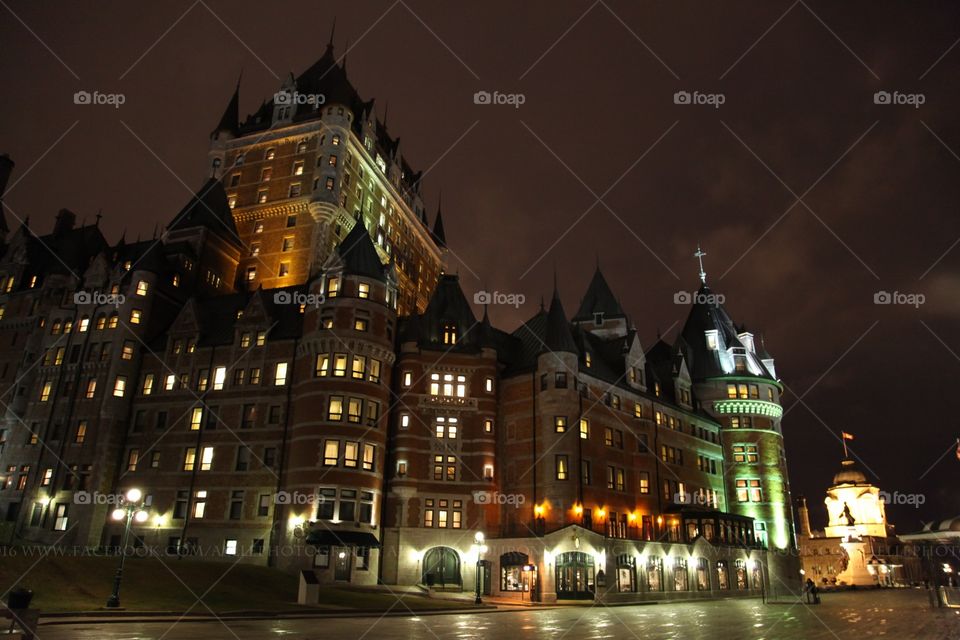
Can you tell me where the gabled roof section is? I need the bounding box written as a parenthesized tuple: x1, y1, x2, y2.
(337, 219, 386, 281)
(167, 179, 240, 244)
(573, 267, 626, 321)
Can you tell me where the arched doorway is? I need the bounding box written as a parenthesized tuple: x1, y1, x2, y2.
(422, 547, 461, 589)
(555, 552, 595, 599)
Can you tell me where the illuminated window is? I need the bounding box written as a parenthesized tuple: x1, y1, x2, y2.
(200, 446, 214, 471)
(351, 356, 366, 380)
(183, 448, 197, 471)
(401, 371, 413, 387)
(85, 378, 97, 399)
(78, 316, 89, 332)
(555, 455, 569, 480)
(256, 330, 267, 346)
(292, 160, 304, 176)
(213, 366, 226, 391)
(108, 313, 118, 329)
(327, 277, 339, 298)
(585, 352, 592, 368)
(484, 418, 493, 433)
(75, 421, 87, 444)
(354, 318, 368, 332)
(735, 479, 763, 503)
(41, 468, 53, 486)
(136, 280, 149, 296)
(399, 413, 410, 430)
(323, 440, 339, 466)
(485, 377, 494, 393)
(315, 354, 330, 377)
(193, 491, 207, 518)
(483, 464, 494, 480)
(164, 374, 176, 391)
(113, 376, 127, 397)
(555, 416, 567, 432)
(639, 472, 650, 494)
(442, 323, 457, 345)
(333, 354, 347, 377)
(190, 407, 203, 431)
(328, 396, 343, 421)
(705, 330, 718, 350)
(358, 283, 370, 299)
(368, 359, 381, 383)
(130, 309, 143, 324)
(579, 418, 589, 439)
(274, 362, 288, 385)
(347, 398, 362, 424)
(121, 341, 134, 360)
(733, 444, 759, 464)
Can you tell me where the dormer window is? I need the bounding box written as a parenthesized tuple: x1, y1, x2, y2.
(442, 323, 457, 345)
(235, 152, 245, 165)
(327, 277, 339, 298)
(265, 148, 276, 160)
(705, 330, 718, 350)
(593, 312, 604, 326)
(585, 352, 592, 368)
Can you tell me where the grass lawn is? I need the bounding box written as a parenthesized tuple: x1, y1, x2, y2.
(0, 552, 473, 614)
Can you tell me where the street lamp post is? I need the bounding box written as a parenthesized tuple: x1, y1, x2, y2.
(105, 488, 149, 609)
(473, 532, 487, 605)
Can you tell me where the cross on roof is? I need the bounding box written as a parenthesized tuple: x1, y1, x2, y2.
(695, 244, 707, 284)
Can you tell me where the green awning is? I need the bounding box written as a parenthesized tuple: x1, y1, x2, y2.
(305, 529, 381, 548)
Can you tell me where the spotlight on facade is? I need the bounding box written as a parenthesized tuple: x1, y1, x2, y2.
(534, 504, 545, 517)
(574, 504, 583, 516)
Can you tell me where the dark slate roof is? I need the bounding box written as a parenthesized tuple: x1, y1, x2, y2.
(431, 206, 446, 248)
(677, 283, 775, 382)
(338, 219, 386, 281)
(167, 179, 240, 243)
(211, 82, 240, 139)
(417, 274, 478, 349)
(192, 286, 304, 347)
(545, 289, 577, 353)
(8, 219, 109, 284)
(573, 267, 626, 321)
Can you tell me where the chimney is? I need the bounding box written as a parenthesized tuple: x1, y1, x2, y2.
(797, 496, 812, 538)
(0, 154, 13, 200)
(53, 208, 76, 236)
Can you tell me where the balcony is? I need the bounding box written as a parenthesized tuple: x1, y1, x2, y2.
(417, 395, 478, 411)
(712, 399, 783, 418)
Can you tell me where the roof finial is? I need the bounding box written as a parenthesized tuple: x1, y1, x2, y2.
(95, 210, 102, 227)
(694, 243, 707, 284)
(328, 17, 336, 48)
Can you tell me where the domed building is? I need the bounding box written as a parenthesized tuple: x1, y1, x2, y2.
(797, 457, 922, 587)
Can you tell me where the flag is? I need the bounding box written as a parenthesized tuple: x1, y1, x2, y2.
(842, 432, 854, 441)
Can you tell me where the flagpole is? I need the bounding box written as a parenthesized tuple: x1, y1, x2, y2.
(843, 438, 848, 459)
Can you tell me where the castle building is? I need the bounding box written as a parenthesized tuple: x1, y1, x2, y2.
(0, 42, 799, 602)
(796, 458, 923, 587)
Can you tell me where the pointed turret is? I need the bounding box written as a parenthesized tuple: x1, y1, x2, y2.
(431, 194, 446, 248)
(211, 78, 240, 140)
(573, 266, 626, 323)
(545, 288, 577, 354)
(0, 154, 14, 235)
(338, 219, 386, 281)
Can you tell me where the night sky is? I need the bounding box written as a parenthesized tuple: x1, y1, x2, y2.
(2, 1, 959, 532)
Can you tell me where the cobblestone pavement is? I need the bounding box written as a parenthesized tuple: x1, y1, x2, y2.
(39, 589, 960, 639)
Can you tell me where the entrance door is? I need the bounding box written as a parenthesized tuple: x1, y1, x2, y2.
(334, 547, 352, 581)
(423, 547, 462, 589)
(555, 552, 595, 599)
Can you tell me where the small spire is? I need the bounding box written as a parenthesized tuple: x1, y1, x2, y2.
(328, 17, 336, 48)
(694, 244, 707, 284)
(95, 211, 102, 227)
(383, 101, 389, 129)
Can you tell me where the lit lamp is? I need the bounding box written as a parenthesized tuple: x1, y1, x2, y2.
(473, 532, 487, 605)
(105, 488, 150, 608)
